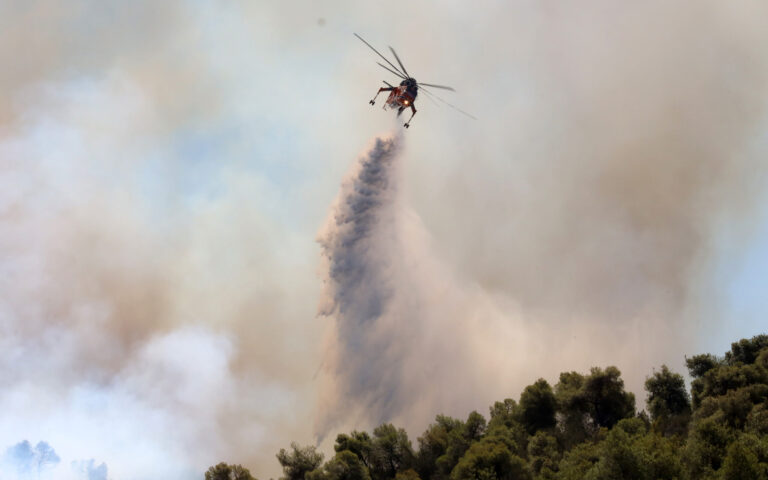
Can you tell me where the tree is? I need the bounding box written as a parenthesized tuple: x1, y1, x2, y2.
(416, 416, 463, 480)
(488, 399, 520, 430)
(555, 367, 635, 446)
(370, 424, 414, 480)
(758, 348, 768, 369)
(450, 436, 529, 480)
(644, 365, 691, 436)
(632, 430, 683, 480)
(555, 442, 601, 480)
(582, 367, 635, 430)
(746, 403, 768, 436)
(465, 411, 488, 442)
(277, 443, 324, 480)
(205, 462, 257, 480)
(725, 335, 768, 365)
(683, 417, 735, 477)
(685, 354, 721, 379)
(264, 334, 768, 480)
(336, 431, 374, 469)
(689, 364, 768, 407)
(519, 379, 557, 435)
(582, 425, 646, 480)
(526, 432, 559, 478)
(570, 418, 682, 480)
(681, 336, 768, 478)
(416, 413, 486, 480)
(645, 365, 690, 419)
(319, 450, 372, 480)
(719, 433, 768, 480)
(555, 372, 590, 447)
(395, 470, 421, 480)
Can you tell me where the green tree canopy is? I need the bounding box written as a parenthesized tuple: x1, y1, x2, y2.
(719, 433, 768, 480)
(644, 365, 691, 436)
(488, 399, 520, 431)
(450, 435, 529, 480)
(725, 335, 768, 365)
(263, 333, 768, 480)
(311, 450, 372, 480)
(370, 424, 415, 480)
(336, 431, 374, 469)
(555, 367, 635, 446)
(205, 463, 256, 480)
(519, 379, 557, 435)
(582, 367, 636, 430)
(527, 431, 560, 478)
(416, 413, 488, 480)
(645, 365, 690, 419)
(277, 443, 324, 480)
(686, 354, 722, 379)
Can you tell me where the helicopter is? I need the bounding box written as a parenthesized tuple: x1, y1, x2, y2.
(354, 33, 475, 128)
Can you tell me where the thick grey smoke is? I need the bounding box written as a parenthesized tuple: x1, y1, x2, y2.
(316, 135, 403, 434)
(315, 135, 530, 437)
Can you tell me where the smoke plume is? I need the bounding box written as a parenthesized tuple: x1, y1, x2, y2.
(316, 135, 403, 434)
(315, 135, 532, 437)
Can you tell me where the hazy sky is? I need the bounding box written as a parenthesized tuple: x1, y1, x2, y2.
(1, 1, 767, 479)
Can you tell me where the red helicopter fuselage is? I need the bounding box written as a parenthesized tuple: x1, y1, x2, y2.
(370, 79, 419, 127)
(384, 85, 416, 112)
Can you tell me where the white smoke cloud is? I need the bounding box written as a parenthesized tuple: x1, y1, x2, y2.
(315, 134, 524, 437)
(0, 71, 321, 479)
(2, 1, 768, 479)
(71, 460, 108, 480)
(314, 133, 696, 441)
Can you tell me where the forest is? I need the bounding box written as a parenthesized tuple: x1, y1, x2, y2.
(206, 334, 768, 480)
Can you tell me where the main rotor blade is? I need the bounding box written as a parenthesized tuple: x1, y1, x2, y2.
(354, 33, 406, 77)
(383, 80, 395, 88)
(377, 62, 405, 79)
(419, 89, 440, 108)
(418, 82, 455, 92)
(388, 46, 409, 77)
(420, 87, 477, 120)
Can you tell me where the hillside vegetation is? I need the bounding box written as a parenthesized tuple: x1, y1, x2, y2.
(208, 334, 768, 480)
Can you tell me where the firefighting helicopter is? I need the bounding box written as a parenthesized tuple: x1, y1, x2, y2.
(355, 33, 475, 128)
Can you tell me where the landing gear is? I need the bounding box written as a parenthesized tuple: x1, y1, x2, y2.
(369, 86, 393, 107)
(404, 104, 417, 129)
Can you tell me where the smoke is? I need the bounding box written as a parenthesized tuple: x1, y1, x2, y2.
(315, 135, 532, 437)
(0, 3, 335, 478)
(2, 1, 768, 478)
(71, 460, 108, 480)
(317, 1, 768, 424)
(0, 30, 321, 480)
(315, 135, 403, 434)
(1, 440, 109, 480)
(1, 440, 60, 479)
(410, 1, 768, 327)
